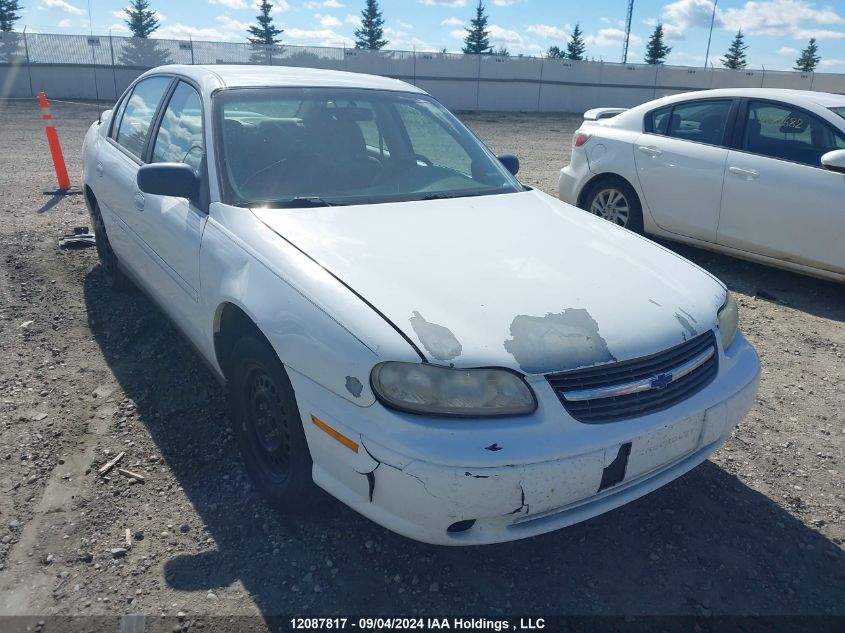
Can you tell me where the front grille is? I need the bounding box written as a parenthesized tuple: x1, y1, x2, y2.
(546, 331, 718, 423)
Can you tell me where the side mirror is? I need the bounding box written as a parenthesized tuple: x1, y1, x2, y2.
(497, 153, 520, 176)
(821, 149, 845, 175)
(137, 163, 200, 199)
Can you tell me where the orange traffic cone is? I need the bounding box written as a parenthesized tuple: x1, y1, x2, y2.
(39, 91, 81, 196)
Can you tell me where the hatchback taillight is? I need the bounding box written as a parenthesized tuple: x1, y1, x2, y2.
(574, 131, 592, 147)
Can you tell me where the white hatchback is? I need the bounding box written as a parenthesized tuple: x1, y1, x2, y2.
(82, 65, 760, 545)
(559, 88, 845, 283)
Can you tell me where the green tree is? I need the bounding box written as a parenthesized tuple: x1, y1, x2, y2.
(0, 0, 21, 32)
(462, 0, 491, 55)
(721, 29, 748, 69)
(794, 37, 820, 72)
(248, 0, 283, 45)
(565, 23, 586, 60)
(124, 0, 159, 38)
(644, 23, 672, 65)
(354, 0, 387, 50)
(494, 45, 509, 56)
(546, 45, 564, 59)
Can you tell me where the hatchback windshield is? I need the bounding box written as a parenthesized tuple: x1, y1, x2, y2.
(214, 87, 522, 207)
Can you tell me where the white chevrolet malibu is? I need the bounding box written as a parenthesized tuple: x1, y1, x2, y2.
(559, 88, 845, 282)
(82, 65, 760, 545)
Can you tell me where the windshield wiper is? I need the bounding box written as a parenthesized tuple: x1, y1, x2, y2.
(419, 189, 506, 201)
(252, 196, 337, 208)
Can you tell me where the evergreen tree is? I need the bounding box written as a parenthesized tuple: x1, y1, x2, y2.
(120, 0, 170, 67)
(124, 0, 159, 38)
(0, 0, 21, 32)
(794, 38, 820, 72)
(354, 0, 387, 50)
(546, 45, 564, 59)
(494, 45, 509, 56)
(565, 23, 586, 61)
(248, 0, 283, 45)
(721, 29, 748, 69)
(462, 0, 491, 55)
(644, 23, 671, 65)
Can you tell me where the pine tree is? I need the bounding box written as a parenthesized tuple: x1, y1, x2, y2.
(794, 38, 820, 72)
(248, 0, 283, 45)
(546, 45, 564, 59)
(721, 29, 748, 69)
(0, 0, 22, 32)
(644, 23, 671, 65)
(494, 45, 509, 57)
(462, 0, 491, 55)
(565, 23, 586, 61)
(124, 0, 159, 38)
(354, 0, 387, 50)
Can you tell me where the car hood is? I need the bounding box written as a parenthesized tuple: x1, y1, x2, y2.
(252, 190, 726, 375)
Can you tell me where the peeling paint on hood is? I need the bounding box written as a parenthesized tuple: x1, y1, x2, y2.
(252, 191, 725, 374)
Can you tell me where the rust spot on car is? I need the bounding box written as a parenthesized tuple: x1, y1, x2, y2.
(409, 311, 462, 361)
(504, 309, 616, 374)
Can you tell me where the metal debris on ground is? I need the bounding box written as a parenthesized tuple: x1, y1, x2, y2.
(59, 227, 96, 249)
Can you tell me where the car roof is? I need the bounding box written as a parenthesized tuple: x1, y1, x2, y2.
(651, 87, 845, 108)
(140, 64, 427, 96)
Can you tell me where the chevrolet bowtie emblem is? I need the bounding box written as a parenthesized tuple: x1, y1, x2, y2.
(650, 372, 673, 390)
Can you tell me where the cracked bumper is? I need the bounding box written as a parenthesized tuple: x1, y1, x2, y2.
(291, 334, 760, 546)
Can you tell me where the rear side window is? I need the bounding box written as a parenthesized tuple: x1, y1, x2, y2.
(648, 100, 733, 146)
(114, 76, 172, 160)
(152, 82, 204, 171)
(743, 101, 845, 167)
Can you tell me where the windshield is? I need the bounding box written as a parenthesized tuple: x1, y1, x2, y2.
(831, 107, 845, 121)
(214, 87, 522, 207)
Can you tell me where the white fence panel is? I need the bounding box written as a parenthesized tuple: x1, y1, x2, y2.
(538, 59, 601, 113)
(762, 69, 813, 90)
(810, 72, 845, 94)
(477, 55, 541, 111)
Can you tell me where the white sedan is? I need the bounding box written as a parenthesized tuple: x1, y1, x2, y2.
(559, 88, 845, 283)
(82, 65, 759, 545)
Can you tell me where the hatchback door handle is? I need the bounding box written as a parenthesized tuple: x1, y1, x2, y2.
(637, 146, 663, 157)
(729, 166, 760, 179)
(134, 192, 145, 211)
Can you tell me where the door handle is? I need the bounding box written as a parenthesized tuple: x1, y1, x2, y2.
(134, 192, 145, 211)
(637, 146, 663, 157)
(729, 166, 760, 179)
(95, 162, 104, 178)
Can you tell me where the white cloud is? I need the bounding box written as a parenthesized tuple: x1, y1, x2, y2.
(344, 13, 360, 26)
(396, 20, 414, 30)
(253, 0, 290, 13)
(420, 0, 467, 7)
(316, 13, 342, 28)
(157, 15, 248, 41)
(662, 0, 719, 30)
(323, 0, 343, 7)
(209, 0, 248, 8)
(441, 16, 463, 26)
(488, 24, 523, 47)
(109, 22, 130, 34)
(285, 27, 353, 46)
(819, 58, 844, 67)
(585, 27, 642, 47)
(777, 45, 799, 54)
(449, 28, 464, 40)
(525, 24, 567, 40)
(493, 0, 524, 5)
(41, 0, 83, 15)
(58, 18, 71, 27)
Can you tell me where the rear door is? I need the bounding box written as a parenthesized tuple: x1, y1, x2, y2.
(634, 98, 736, 242)
(717, 99, 845, 273)
(96, 75, 173, 282)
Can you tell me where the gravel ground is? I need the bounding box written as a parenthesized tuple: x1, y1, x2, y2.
(0, 100, 843, 630)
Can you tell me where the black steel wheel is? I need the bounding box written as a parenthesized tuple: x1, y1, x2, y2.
(228, 334, 313, 507)
(91, 199, 131, 290)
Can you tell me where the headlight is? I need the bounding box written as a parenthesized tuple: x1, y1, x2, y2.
(718, 291, 739, 350)
(370, 362, 536, 417)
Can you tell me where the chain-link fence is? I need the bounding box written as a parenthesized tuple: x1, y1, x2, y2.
(1, 31, 843, 111)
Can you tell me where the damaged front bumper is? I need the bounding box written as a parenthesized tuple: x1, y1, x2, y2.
(291, 333, 760, 546)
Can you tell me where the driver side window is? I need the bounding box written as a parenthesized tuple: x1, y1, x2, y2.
(152, 82, 204, 171)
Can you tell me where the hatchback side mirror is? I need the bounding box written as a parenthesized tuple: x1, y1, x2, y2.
(821, 149, 845, 175)
(497, 153, 520, 176)
(137, 163, 200, 199)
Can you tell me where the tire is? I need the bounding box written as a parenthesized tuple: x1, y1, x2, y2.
(227, 334, 313, 509)
(581, 177, 644, 234)
(91, 199, 132, 291)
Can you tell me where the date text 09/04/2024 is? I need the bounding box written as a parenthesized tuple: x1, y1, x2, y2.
(289, 618, 546, 630)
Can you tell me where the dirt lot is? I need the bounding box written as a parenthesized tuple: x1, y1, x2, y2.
(0, 100, 843, 629)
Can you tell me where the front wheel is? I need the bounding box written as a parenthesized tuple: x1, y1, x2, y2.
(227, 334, 313, 509)
(582, 178, 644, 233)
(91, 199, 131, 290)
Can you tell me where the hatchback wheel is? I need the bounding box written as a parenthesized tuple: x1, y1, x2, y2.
(91, 200, 131, 290)
(583, 179, 643, 233)
(228, 334, 313, 508)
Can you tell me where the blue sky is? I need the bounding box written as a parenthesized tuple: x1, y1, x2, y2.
(21, 0, 845, 71)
